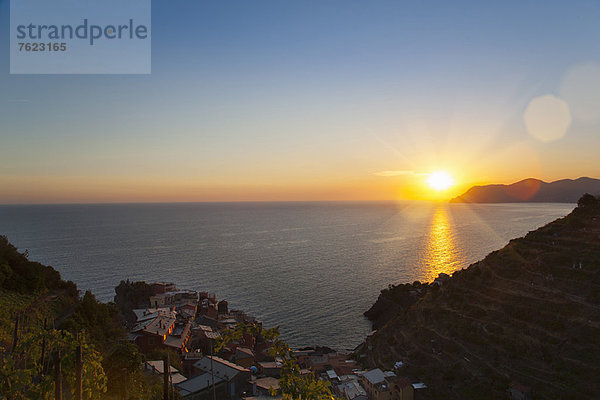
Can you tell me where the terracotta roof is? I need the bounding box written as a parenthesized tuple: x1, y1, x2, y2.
(251, 376, 280, 391)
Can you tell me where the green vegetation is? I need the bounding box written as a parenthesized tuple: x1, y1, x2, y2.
(114, 280, 154, 325)
(0, 235, 77, 296)
(0, 235, 162, 399)
(59, 290, 125, 346)
(364, 281, 427, 329)
(145, 347, 181, 370)
(0, 289, 35, 345)
(577, 193, 600, 209)
(217, 323, 334, 399)
(1, 330, 106, 399)
(1, 233, 339, 399)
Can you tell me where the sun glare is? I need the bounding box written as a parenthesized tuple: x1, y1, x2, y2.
(427, 171, 455, 191)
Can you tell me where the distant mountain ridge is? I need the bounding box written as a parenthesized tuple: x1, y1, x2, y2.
(451, 177, 600, 203)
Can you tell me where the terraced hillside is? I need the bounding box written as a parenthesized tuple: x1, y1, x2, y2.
(356, 195, 600, 399)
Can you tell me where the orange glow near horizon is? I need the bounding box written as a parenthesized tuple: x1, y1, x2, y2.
(0, 173, 495, 204)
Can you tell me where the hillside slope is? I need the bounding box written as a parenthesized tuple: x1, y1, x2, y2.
(451, 177, 600, 203)
(357, 195, 600, 399)
(0, 235, 162, 399)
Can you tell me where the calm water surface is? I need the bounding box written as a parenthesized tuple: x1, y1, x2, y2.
(0, 202, 574, 349)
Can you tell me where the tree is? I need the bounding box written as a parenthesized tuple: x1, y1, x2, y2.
(104, 341, 165, 399)
(0, 329, 107, 399)
(216, 323, 334, 400)
(59, 290, 125, 346)
(146, 347, 181, 369)
(577, 193, 600, 209)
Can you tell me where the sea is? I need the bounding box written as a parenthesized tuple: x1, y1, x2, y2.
(0, 201, 574, 350)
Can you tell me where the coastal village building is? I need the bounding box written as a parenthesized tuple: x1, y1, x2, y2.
(130, 306, 192, 353)
(230, 309, 251, 324)
(192, 355, 251, 399)
(144, 360, 188, 385)
(298, 350, 359, 377)
(164, 319, 193, 353)
(192, 324, 221, 354)
(150, 288, 198, 308)
(360, 369, 414, 400)
(130, 311, 192, 353)
(391, 377, 414, 400)
(176, 372, 227, 400)
(219, 317, 239, 330)
(361, 369, 391, 400)
(133, 306, 175, 322)
(123, 282, 425, 400)
(130, 310, 177, 352)
(152, 281, 177, 293)
(182, 351, 205, 376)
(249, 376, 281, 397)
(257, 361, 283, 378)
(177, 300, 198, 319)
(196, 314, 218, 330)
(336, 378, 368, 400)
(233, 346, 256, 368)
(127, 283, 198, 353)
(218, 299, 229, 314)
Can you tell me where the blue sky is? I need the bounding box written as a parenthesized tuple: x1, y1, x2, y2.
(1, 0, 599, 202)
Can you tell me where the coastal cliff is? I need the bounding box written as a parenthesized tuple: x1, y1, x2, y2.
(357, 194, 600, 399)
(451, 177, 600, 203)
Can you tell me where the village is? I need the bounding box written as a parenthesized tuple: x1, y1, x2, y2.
(124, 281, 427, 400)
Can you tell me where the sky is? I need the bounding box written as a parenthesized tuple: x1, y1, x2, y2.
(1, 0, 600, 203)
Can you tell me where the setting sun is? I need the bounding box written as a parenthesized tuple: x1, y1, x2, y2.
(427, 171, 455, 191)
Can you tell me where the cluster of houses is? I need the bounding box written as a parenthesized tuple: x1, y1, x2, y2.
(293, 349, 425, 400)
(126, 282, 427, 400)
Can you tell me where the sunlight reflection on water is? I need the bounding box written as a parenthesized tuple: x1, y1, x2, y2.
(0, 202, 573, 348)
(422, 205, 465, 282)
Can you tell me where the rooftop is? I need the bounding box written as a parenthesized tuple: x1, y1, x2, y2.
(326, 370, 339, 380)
(251, 376, 280, 392)
(338, 380, 367, 400)
(236, 346, 255, 358)
(144, 361, 187, 384)
(194, 356, 249, 381)
(258, 361, 283, 369)
(132, 307, 175, 323)
(362, 368, 385, 385)
(176, 372, 224, 395)
(132, 314, 176, 337)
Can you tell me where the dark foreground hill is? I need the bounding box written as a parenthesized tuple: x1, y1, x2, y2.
(356, 194, 600, 399)
(451, 177, 600, 203)
(0, 235, 164, 399)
